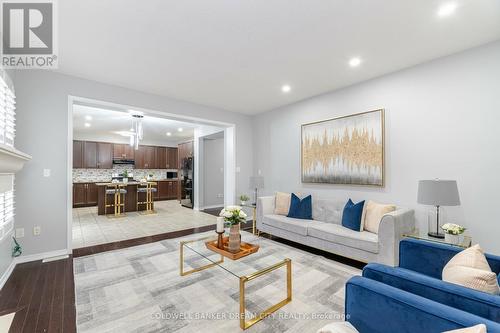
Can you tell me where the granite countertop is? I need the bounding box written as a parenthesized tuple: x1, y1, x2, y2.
(73, 178, 178, 184)
(95, 181, 158, 186)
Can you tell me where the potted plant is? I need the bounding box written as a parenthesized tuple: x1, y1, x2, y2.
(441, 223, 466, 245)
(122, 169, 129, 183)
(239, 194, 250, 205)
(219, 206, 247, 253)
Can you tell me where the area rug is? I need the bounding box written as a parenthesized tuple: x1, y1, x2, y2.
(74, 232, 360, 333)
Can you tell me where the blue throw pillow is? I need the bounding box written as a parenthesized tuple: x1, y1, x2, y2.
(287, 193, 312, 220)
(341, 199, 365, 231)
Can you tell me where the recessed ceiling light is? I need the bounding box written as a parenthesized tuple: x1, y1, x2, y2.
(349, 57, 362, 67)
(281, 85, 291, 93)
(84, 122, 91, 128)
(437, 2, 457, 17)
(85, 115, 92, 121)
(166, 132, 172, 136)
(178, 128, 183, 132)
(130, 127, 134, 132)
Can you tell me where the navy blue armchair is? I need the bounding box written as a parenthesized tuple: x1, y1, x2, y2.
(346, 276, 500, 333)
(363, 238, 500, 322)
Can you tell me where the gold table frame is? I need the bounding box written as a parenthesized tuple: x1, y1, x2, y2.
(179, 237, 292, 330)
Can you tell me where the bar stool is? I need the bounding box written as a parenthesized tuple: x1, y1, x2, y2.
(104, 184, 127, 217)
(137, 182, 157, 214)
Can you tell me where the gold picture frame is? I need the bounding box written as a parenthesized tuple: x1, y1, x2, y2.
(301, 109, 385, 186)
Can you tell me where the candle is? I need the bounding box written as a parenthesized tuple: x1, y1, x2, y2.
(216, 217, 224, 233)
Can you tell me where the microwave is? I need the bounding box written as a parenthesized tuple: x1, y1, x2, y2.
(166, 171, 177, 179)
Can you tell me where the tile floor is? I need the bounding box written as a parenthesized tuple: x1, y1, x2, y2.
(72, 200, 217, 248)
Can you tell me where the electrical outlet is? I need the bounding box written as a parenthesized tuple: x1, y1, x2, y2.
(235, 166, 241, 173)
(217, 194, 224, 198)
(33, 226, 41, 236)
(15, 228, 24, 238)
(43, 169, 51, 177)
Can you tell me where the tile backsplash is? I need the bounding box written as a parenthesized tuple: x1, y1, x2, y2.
(73, 165, 178, 182)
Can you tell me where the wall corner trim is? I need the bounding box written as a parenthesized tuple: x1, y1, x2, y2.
(0, 259, 16, 290)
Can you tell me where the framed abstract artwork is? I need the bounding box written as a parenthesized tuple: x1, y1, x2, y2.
(301, 109, 385, 186)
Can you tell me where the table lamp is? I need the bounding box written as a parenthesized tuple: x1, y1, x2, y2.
(417, 179, 461, 238)
(249, 176, 264, 205)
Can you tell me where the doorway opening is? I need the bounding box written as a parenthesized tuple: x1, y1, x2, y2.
(67, 96, 235, 250)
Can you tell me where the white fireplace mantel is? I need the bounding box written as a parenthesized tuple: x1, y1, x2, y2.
(0, 143, 31, 174)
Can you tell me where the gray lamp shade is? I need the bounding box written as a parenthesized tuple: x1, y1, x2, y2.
(249, 176, 264, 189)
(417, 180, 461, 206)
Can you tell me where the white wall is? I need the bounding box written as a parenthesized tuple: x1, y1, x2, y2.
(73, 132, 181, 147)
(203, 137, 225, 208)
(253, 41, 500, 253)
(12, 71, 253, 256)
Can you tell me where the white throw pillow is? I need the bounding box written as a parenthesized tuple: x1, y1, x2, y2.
(362, 200, 396, 234)
(442, 244, 500, 295)
(274, 192, 291, 215)
(442, 324, 487, 333)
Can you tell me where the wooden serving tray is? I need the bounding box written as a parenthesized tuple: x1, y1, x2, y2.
(205, 237, 260, 260)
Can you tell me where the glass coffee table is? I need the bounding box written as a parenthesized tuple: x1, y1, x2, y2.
(404, 229, 472, 249)
(179, 232, 292, 330)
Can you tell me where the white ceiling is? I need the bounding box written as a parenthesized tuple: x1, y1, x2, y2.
(73, 104, 197, 145)
(58, 0, 500, 114)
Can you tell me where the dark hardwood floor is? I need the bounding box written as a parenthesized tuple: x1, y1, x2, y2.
(0, 225, 364, 332)
(0, 257, 76, 333)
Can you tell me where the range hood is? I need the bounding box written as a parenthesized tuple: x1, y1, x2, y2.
(112, 158, 135, 165)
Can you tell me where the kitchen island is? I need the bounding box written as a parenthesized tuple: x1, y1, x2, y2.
(96, 181, 157, 215)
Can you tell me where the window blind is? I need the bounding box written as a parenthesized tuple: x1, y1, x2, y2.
(0, 72, 16, 241)
(0, 75, 16, 147)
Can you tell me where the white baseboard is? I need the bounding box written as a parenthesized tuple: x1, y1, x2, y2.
(0, 259, 16, 290)
(0, 248, 70, 289)
(16, 249, 70, 264)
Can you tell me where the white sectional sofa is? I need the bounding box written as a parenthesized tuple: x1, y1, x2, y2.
(257, 196, 415, 266)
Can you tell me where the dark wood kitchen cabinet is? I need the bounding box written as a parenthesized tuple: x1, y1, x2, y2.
(73, 183, 87, 206)
(73, 141, 112, 169)
(157, 181, 168, 200)
(83, 141, 98, 168)
(74, 140, 178, 170)
(168, 181, 178, 199)
(166, 147, 178, 169)
(156, 147, 167, 169)
(73, 140, 84, 168)
(156, 180, 179, 200)
(86, 183, 98, 205)
(135, 145, 157, 169)
(113, 143, 135, 160)
(73, 182, 98, 207)
(97, 142, 113, 169)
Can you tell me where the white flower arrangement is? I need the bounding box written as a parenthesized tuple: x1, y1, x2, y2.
(441, 223, 466, 235)
(219, 206, 247, 226)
